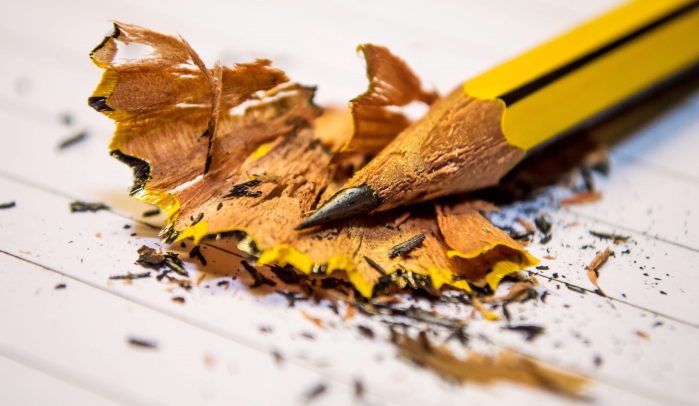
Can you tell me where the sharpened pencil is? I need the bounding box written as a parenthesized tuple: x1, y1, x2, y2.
(298, 0, 699, 230)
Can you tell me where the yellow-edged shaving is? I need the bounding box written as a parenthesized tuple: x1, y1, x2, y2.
(89, 22, 538, 300)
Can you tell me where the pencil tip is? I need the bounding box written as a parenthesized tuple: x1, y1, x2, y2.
(296, 185, 381, 230)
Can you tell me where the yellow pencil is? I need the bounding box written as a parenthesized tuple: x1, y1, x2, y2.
(298, 0, 699, 229)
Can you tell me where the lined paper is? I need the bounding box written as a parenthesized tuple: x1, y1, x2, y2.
(1, 0, 698, 404)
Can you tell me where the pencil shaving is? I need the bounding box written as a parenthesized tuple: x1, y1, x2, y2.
(340, 44, 438, 155)
(396, 334, 587, 397)
(586, 247, 612, 289)
(560, 191, 602, 206)
(436, 201, 538, 290)
(90, 23, 537, 298)
(482, 281, 535, 303)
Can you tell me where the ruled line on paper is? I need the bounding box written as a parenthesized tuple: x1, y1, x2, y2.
(1, 0, 697, 404)
(0, 166, 696, 329)
(1, 170, 699, 404)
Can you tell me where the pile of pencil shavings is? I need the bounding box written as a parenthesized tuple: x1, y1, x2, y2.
(88, 22, 537, 299)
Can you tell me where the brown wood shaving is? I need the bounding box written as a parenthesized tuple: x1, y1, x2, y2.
(482, 282, 535, 303)
(635, 330, 649, 340)
(586, 247, 612, 289)
(560, 191, 602, 206)
(372, 296, 403, 305)
(472, 297, 499, 321)
(392, 211, 411, 228)
(396, 334, 587, 397)
(341, 44, 438, 155)
(343, 303, 357, 321)
(89, 22, 537, 298)
(300, 309, 324, 328)
(467, 200, 500, 213)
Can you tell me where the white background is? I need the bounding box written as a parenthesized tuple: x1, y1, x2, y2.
(1, 0, 698, 405)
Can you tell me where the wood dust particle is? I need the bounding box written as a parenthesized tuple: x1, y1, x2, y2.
(343, 304, 356, 321)
(302, 382, 327, 403)
(300, 309, 324, 328)
(127, 337, 158, 349)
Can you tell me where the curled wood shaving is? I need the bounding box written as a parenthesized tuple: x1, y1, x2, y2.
(89, 23, 536, 298)
(340, 44, 438, 155)
(586, 247, 612, 289)
(436, 201, 538, 290)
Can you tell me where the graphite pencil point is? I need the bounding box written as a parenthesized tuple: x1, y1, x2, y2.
(296, 185, 381, 230)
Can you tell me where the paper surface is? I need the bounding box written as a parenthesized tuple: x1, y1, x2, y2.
(1, 0, 698, 404)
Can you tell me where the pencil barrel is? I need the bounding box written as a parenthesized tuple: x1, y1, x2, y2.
(464, 0, 699, 150)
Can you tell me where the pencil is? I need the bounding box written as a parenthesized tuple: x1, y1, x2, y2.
(297, 0, 699, 229)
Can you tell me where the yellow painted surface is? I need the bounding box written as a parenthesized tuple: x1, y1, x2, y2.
(463, 0, 699, 150)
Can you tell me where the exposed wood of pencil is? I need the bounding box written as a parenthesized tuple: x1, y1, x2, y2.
(344, 88, 525, 212)
(299, 1, 699, 229)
